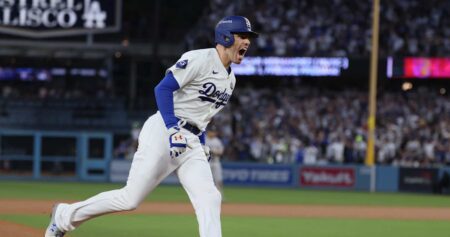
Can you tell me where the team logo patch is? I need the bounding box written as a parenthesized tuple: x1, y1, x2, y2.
(176, 60, 188, 69)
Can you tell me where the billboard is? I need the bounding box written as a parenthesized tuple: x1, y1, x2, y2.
(387, 57, 450, 79)
(222, 163, 294, 187)
(0, 67, 51, 81)
(232, 57, 349, 77)
(398, 168, 438, 193)
(300, 166, 355, 188)
(110, 161, 294, 187)
(0, 66, 108, 81)
(0, 0, 122, 38)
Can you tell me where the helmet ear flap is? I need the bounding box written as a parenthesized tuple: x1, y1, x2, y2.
(215, 29, 234, 47)
(222, 31, 234, 47)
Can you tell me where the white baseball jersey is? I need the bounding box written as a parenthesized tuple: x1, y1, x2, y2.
(167, 48, 236, 131)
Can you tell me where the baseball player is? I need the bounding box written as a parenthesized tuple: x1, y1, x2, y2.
(45, 15, 258, 237)
(206, 128, 225, 198)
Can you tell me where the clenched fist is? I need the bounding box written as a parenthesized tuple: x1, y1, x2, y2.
(168, 126, 188, 158)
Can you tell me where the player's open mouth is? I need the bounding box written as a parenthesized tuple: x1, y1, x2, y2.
(238, 48, 247, 56)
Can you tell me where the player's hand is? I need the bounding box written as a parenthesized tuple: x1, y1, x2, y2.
(168, 126, 189, 158)
(202, 145, 211, 161)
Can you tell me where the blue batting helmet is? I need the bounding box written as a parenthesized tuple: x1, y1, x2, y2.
(215, 16, 259, 47)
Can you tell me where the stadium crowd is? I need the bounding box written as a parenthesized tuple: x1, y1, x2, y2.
(208, 85, 450, 167)
(186, 0, 450, 57)
(1, 0, 448, 169)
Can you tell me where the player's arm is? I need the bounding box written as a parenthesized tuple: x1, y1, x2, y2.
(154, 72, 187, 158)
(156, 52, 202, 158)
(154, 71, 180, 128)
(156, 52, 199, 128)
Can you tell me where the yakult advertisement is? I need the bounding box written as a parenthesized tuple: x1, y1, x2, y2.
(300, 167, 355, 188)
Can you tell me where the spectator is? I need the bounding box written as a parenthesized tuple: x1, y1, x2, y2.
(187, 0, 450, 57)
(209, 85, 449, 167)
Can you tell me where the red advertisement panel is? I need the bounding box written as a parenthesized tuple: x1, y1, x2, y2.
(300, 167, 355, 187)
(404, 57, 450, 78)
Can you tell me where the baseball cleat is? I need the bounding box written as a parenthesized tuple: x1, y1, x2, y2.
(44, 203, 66, 237)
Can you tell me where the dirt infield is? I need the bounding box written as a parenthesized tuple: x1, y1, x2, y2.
(1, 199, 450, 236)
(0, 220, 43, 237)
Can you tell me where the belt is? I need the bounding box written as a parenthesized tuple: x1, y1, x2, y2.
(182, 122, 202, 135)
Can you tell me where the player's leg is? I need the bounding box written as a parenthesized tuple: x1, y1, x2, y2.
(178, 149, 222, 237)
(48, 113, 174, 233)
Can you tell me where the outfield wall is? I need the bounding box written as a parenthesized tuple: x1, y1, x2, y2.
(109, 161, 448, 194)
(0, 128, 447, 194)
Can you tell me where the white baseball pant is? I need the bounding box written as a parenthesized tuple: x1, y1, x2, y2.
(53, 112, 222, 237)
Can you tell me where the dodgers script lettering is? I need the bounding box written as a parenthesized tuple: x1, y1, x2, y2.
(198, 82, 231, 108)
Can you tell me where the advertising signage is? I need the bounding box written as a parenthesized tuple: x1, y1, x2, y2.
(300, 167, 355, 188)
(0, 0, 122, 38)
(387, 57, 450, 79)
(398, 168, 438, 193)
(222, 164, 294, 187)
(232, 57, 349, 77)
(0, 66, 108, 81)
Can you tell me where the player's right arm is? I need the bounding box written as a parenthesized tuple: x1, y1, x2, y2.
(154, 51, 202, 158)
(154, 72, 187, 158)
(154, 71, 180, 129)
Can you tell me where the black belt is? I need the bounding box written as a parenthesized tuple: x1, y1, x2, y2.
(182, 122, 201, 135)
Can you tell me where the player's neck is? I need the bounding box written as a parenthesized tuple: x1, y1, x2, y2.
(215, 46, 232, 69)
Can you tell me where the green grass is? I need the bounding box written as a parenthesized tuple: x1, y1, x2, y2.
(1, 214, 449, 237)
(1, 180, 450, 207)
(1, 181, 450, 237)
